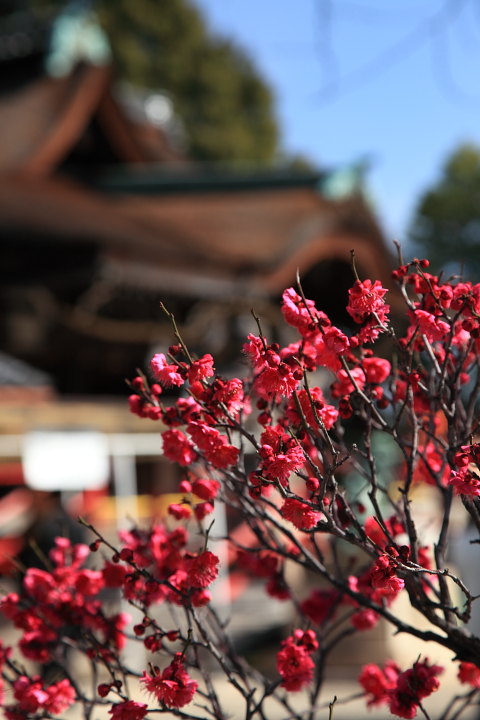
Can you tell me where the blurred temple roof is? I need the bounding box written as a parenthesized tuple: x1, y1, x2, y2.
(0, 5, 397, 397)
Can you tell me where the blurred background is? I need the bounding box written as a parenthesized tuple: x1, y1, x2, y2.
(0, 0, 479, 688)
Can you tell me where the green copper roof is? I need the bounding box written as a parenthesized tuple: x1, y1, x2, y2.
(46, 3, 111, 77)
(89, 165, 326, 196)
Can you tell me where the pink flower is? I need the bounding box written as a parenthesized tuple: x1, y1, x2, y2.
(351, 608, 380, 630)
(260, 441, 305, 486)
(448, 443, 480, 495)
(168, 503, 193, 520)
(184, 550, 219, 588)
(281, 287, 328, 336)
(458, 661, 480, 688)
(187, 421, 239, 468)
(236, 549, 279, 577)
(150, 353, 184, 387)
(276, 630, 319, 691)
(347, 279, 389, 324)
(254, 365, 301, 401)
(74, 569, 104, 596)
(300, 589, 339, 624)
(388, 691, 418, 718)
(312, 326, 350, 371)
(281, 497, 322, 530)
(292, 628, 319, 653)
(362, 356, 391, 383)
(175, 396, 203, 423)
(187, 354, 214, 384)
(243, 333, 304, 400)
(191, 477, 220, 501)
(12, 676, 49, 713)
(388, 659, 443, 718)
(243, 333, 268, 368)
(286, 387, 338, 430)
(276, 643, 315, 691)
(211, 377, 245, 415)
(102, 562, 128, 588)
(162, 429, 197, 466)
(363, 658, 445, 718)
(9, 675, 76, 715)
(413, 442, 450, 486)
(204, 440, 239, 469)
(396, 659, 443, 700)
(0, 592, 21, 622)
(266, 573, 290, 599)
(370, 554, 405, 597)
(19, 628, 57, 662)
(449, 469, 480, 496)
(359, 661, 399, 706)
(23, 568, 56, 603)
(194, 501, 214, 520)
(454, 442, 480, 468)
(109, 700, 148, 719)
(331, 367, 366, 398)
(141, 654, 198, 707)
(50, 537, 89, 568)
(187, 420, 219, 450)
(364, 515, 404, 548)
(408, 310, 450, 343)
(44, 679, 76, 714)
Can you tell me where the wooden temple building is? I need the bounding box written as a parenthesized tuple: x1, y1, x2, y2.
(0, 5, 396, 404)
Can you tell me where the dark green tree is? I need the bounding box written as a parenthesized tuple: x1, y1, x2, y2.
(97, 0, 279, 163)
(409, 143, 480, 279)
(26, 0, 279, 162)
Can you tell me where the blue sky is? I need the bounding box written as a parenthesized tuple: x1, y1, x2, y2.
(195, 0, 480, 249)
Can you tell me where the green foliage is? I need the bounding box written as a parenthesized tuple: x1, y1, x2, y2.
(23, 0, 279, 162)
(410, 143, 480, 279)
(96, 0, 279, 163)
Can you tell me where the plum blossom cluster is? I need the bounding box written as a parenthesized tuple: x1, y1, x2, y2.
(359, 658, 443, 719)
(0, 530, 217, 717)
(276, 629, 318, 691)
(448, 442, 480, 496)
(458, 661, 480, 689)
(3, 255, 480, 719)
(3, 675, 75, 719)
(298, 542, 408, 634)
(141, 653, 198, 707)
(1, 538, 129, 666)
(102, 524, 219, 609)
(124, 256, 480, 717)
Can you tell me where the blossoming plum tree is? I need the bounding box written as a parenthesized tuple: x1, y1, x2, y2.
(3, 251, 480, 719)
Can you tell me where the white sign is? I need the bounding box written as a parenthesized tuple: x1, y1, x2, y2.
(22, 431, 109, 491)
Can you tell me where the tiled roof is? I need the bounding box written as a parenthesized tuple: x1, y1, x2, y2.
(0, 172, 393, 300)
